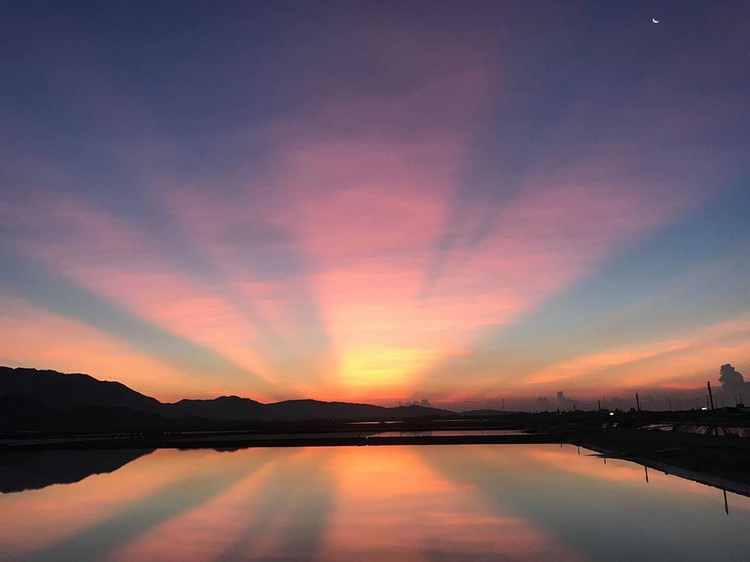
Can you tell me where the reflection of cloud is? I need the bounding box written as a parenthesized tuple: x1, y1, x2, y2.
(417, 443, 750, 560)
(320, 446, 576, 560)
(110, 449, 332, 562)
(0, 450, 221, 559)
(0, 449, 152, 494)
(23, 450, 257, 562)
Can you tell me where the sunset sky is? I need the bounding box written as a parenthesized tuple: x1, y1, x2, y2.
(1, 1, 748, 408)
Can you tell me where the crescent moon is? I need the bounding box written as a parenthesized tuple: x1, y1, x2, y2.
(652, 17, 660, 24)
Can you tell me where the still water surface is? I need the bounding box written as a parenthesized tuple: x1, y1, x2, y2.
(1, 444, 749, 561)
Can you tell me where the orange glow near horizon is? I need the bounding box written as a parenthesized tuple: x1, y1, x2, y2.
(5, 161, 744, 407)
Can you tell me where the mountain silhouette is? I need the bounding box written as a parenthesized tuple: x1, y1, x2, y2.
(0, 367, 161, 411)
(0, 366, 450, 431)
(0, 395, 177, 432)
(164, 395, 265, 420)
(461, 409, 510, 416)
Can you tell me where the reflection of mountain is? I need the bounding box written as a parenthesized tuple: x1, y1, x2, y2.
(0, 366, 451, 431)
(0, 448, 153, 493)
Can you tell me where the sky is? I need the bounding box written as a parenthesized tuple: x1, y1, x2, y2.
(1, 0, 749, 409)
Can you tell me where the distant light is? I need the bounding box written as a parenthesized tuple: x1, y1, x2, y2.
(609, 412, 615, 416)
(700, 406, 708, 411)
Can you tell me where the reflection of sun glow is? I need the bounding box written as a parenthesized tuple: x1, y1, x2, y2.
(319, 446, 576, 560)
(0, 449, 218, 558)
(4, 446, 750, 560)
(111, 449, 285, 562)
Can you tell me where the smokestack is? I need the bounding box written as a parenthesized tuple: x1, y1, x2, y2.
(707, 381, 715, 410)
(635, 392, 641, 412)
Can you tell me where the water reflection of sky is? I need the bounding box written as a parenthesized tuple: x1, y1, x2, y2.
(1, 445, 748, 561)
(369, 429, 527, 437)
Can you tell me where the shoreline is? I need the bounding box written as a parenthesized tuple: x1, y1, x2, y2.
(3, 425, 750, 498)
(0, 432, 555, 451)
(584, 442, 750, 498)
(568, 427, 750, 497)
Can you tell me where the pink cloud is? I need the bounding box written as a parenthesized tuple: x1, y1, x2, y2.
(3, 27, 744, 406)
(0, 289, 195, 400)
(4, 194, 282, 399)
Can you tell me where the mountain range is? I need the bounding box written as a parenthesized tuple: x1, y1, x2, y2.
(0, 366, 451, 432)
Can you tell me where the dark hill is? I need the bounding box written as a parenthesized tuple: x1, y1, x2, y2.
(166, 398, 448, 421)
(461, 409, 511, 416)
(0, 366, 452, 430)
(0, 395, 195, 432)
(0, 367, 160, 411)
(263, 399, 447, 421)
(164, 395, 265, 420)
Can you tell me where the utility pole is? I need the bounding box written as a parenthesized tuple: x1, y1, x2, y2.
(707, 381, 715, 410)
(724, 489, 729, 515)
